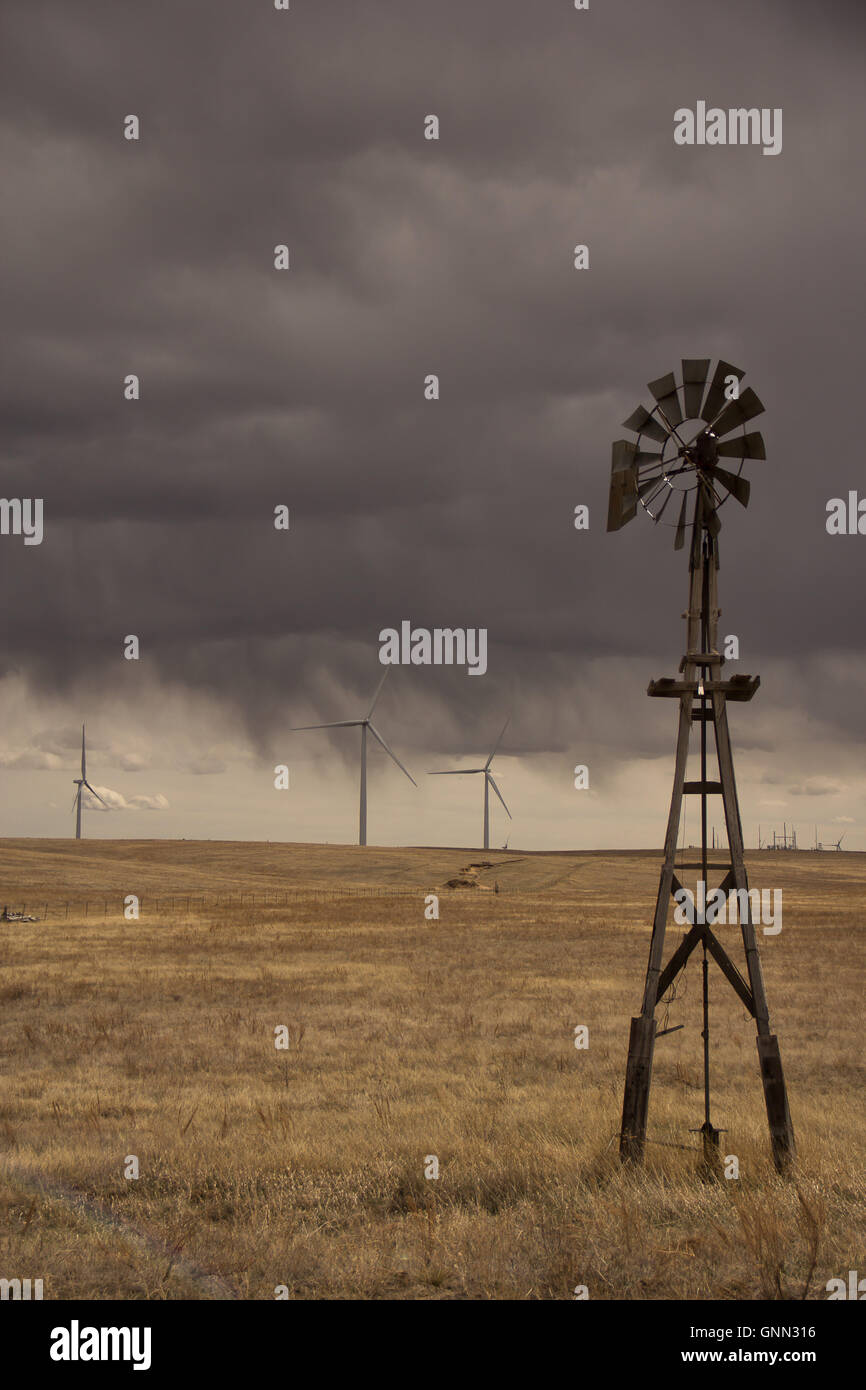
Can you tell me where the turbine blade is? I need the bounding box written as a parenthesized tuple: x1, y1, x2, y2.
(71, 787, 80, 812)
(81, 724, 86, 779)
(713, 467, 750, 507)
(366, 667, 390, 718)
(710, 388, 765, 438)
(700, 360, 745, 424)
(83, 781, 109, 807)
(367, 722, 417, 786)
(716, 431, 766, 460)
(485, 717, 510, 769)
(486, 773, 512, 819)
(607, 440, 638, 531)
(674, 491, 689, 550)
(291, 721, 362, 731)
(681, 359, 710, 418)
(427, 769, 484, 775)
(647, 371, 683, 429)
(621, 405, 669, 446)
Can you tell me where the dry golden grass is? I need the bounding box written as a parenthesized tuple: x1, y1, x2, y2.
(0, 839, 863, 1299)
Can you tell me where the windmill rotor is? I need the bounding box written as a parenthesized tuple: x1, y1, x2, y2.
(607, 359, 765, 553)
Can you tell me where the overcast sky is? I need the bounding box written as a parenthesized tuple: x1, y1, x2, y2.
(0, 0, 863, 849)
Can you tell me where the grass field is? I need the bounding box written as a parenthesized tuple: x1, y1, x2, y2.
(0, 838, 863, 1300)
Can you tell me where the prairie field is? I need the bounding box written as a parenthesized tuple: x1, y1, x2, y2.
(0, 838, 863, 1300)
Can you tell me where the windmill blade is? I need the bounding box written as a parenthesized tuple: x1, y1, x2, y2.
(674, 491, 689, 550)
(621, 405, 669, 446)
(83, 780, 109, 808)
(713, 467, 751, 507)
(647, 371, 683, 429)
(486, 773, 512, 819)
(81, 724, 86, 779)
(485, 717, 510, 770)
(638, 474, 667, 503)
(367, 722, 417, 786)
(700, 360, 745, 424)
(710, 388, 765, 438)
(366, 667, 390, 718)
(71, 786, 81, 812)
(717, 431, 766, 460)
(650, 486, 675, 523)
(291, 720, 362, 731)
(682, 359, 710, 418)
(607, 441, 638, 531)
(635, 450, 665, 466)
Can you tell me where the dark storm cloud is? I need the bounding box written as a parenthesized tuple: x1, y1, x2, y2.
(0, 0, 864, 771)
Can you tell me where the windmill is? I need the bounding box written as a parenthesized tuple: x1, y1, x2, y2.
(428, 718, 511, 851)
(832, 833, 845, 851)
(292, 669, 415, 846)
(72, 724, 108, 839)
(609, 359, 795, 1175)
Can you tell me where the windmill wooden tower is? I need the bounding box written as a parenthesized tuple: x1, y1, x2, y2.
(607, 359, 795, 1174)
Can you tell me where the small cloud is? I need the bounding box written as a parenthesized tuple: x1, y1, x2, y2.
(0, 749, 64, 771)
(832, 815, 855, 824)
(180, 753, 227, 775)
(117, 752, 149, 772)
(789, 778, 843, 798)
(128, 793, 170, 811)
(84, 787, 169, 812)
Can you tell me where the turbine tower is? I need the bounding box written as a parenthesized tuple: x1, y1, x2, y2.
(72, 724, 108, 839)
(292, 669, 416, 846)
(428, 718, 511, 851)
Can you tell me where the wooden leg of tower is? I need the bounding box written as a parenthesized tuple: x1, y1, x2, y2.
(757, 1035, 796, 1173)
(713, 693, 796, 1172)
(620, 1016, 656, 1162)
(620, 688, 692, 1163)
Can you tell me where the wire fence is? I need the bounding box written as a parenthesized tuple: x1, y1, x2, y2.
(0, 884, 484, 922)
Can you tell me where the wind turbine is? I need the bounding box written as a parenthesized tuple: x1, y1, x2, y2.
(428, 718, 511, 851)
(292, 669, 416, 846)
(72, 724, 108, 839)
(833, 833, 845, 851)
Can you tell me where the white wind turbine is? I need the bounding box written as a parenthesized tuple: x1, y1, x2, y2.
(72, 724, 108, 839)
(292, 669, 416, 846)
(428, 718, 511, 850)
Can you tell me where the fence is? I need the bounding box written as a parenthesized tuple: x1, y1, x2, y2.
(0, 884, 446, 922)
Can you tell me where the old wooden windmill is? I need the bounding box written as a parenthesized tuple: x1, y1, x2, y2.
(607, 359, 795, 1174)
